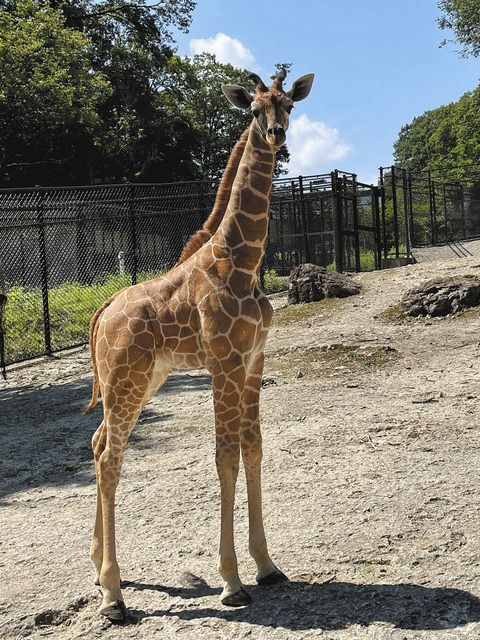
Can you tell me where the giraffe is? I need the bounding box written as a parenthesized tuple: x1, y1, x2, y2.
(86, 67, 314, 621)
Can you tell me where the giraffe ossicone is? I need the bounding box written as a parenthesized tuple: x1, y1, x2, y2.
(86, 67, 314, 621)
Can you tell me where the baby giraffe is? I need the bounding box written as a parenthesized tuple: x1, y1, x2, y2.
(86, 67, 314, 621)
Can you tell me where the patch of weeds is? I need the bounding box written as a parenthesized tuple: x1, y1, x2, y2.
(273, 297, 344, 326)
(266, 343, 399, 379)
(380, 304, 411, 324)
(449, 304, 480, 322)
(381, 301, 480, 325)
(263, 268, 289, 294)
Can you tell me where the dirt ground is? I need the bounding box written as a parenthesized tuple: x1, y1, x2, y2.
(1, 257, 480, 640)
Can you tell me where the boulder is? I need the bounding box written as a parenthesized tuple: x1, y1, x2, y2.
(401, 275, 480, 317)
(287, 263, 360, 305)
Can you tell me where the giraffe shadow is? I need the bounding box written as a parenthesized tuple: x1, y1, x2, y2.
(125, 578, 480, 631)
(0, 369, 211, 501)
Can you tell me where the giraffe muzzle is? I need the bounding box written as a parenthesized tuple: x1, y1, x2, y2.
(266, 125, 286, 147)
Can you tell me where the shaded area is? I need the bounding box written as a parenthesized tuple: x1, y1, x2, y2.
(126, 577, 480, 632)
(0, 370, 212, 501)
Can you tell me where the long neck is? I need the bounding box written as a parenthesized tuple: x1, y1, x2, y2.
(216, 124, 275, 278)
(176, 129, 250, 266)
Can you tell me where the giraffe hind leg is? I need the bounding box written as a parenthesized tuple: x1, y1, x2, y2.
(94, 363, 169, 621)
(90, 421, 107, 585)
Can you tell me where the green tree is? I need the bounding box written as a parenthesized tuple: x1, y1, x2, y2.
(394, 85, 480, 177)
(0, 0, 110, 185)
(163, 53, 290, 180)
(438, 0, 480, 58)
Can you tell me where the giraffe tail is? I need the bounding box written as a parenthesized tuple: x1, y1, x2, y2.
(82, 290, 125, 414)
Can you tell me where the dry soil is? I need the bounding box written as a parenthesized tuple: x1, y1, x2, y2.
(1, 257, 480, 640)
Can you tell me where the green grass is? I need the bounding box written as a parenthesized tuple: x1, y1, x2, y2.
(4, 267, 288, 363)
(263, 268, 289, 294)
(273, 297, 344, 326)
(4, 273, 159, 363)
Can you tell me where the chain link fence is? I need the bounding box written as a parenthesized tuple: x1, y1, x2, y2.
(1, 174, 381, 369)
(380, 166, 480, 252)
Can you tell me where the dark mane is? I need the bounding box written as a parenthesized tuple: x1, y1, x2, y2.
(175, 128, 250, 266)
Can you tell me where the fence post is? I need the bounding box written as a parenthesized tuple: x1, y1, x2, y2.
(351, 174, 361, 272)
(379, 167, 388, 259)
(460, 184, 467, 240)
(391, 166, 400, 258)
(37, 188, 52, 356)
(197, 180, 205, 227)
(298, 175, 311, 263)
(402, 168, 412, 259)
(407, 172, 414, 251)
(128, 183, 138, 285)
(291, 179, 300, 264)
(331, 170, 344, 272)
(427, 171, 437, 244)
(372, 186, 382, 269)
(443, 183, 450, 243)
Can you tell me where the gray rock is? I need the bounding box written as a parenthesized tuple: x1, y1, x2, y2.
(401, 275, 480, 317)
(287, 263, 360, 305)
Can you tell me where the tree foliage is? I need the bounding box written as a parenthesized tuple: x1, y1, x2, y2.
(164, 53, 289, 180)
(0, 0, 110, 185)
(438, 0, 480, 58)
(0, 1, 290, 186)
(394, 85, 480, 177)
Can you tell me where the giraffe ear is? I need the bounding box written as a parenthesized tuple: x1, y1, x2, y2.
(286, 73, 315, 102)
(222, 85, 253, 110)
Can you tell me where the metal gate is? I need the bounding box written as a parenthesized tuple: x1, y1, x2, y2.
(265, 172, 381, 274)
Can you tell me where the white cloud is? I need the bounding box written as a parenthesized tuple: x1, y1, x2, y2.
(189, 33, 256, 70)
(286, 113, 352, 176)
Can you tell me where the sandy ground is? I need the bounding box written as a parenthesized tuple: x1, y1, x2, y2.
(1, 257, 480, 640)
(412, 238, 480, 263)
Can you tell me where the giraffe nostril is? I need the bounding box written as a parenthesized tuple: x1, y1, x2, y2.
(267, 127, 274, 136)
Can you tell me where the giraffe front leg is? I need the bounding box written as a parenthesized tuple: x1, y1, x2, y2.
(211, 360, 252, 607)
(241, 355, 288, 586)
(97, 442, 127, 621)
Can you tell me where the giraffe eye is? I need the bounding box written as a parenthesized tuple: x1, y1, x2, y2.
(252, 107, 260, 118)
(286, 105, 294, 114)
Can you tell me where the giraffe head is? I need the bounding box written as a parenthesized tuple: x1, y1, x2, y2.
(223, 68, 314, 148)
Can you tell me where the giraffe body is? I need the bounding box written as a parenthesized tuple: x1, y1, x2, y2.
(88, 69, 314, 620)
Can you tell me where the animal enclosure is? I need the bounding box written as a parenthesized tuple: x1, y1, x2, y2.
(1, 166, 479, 369)
(0, 173, 381, 367)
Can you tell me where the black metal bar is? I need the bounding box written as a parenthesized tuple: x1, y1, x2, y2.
(460, 184, 467, 240)
(443, 183, 449, 243)
(427, 171, 437, 245)
(351, 175, 361, 271)
(379, 167, 388, 259)
(0, 291, 7, 378)
(402, 168, 411, 258)
(37, 189, 52, 356)
(372, 186, 382, 269)
(391, 166, 400, 258)
(298, 175, 311, 263)
(279, 200, 286, 273)
(331, 171, 343, 272)
(407, 173, 414, 250)
(291, 179, 300, 265)
(128, 183, 138, 285)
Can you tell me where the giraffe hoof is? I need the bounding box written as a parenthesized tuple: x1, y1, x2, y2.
(99, 599, 129, 622)
(221, 587, 253, 607)
(257, 568, 289, 586)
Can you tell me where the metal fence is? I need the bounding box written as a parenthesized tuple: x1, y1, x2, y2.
(0, 172, 381, 369)
(380, 166, 480, 254)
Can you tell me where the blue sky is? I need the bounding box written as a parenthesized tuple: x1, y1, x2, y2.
(173, 0, 479, 184)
